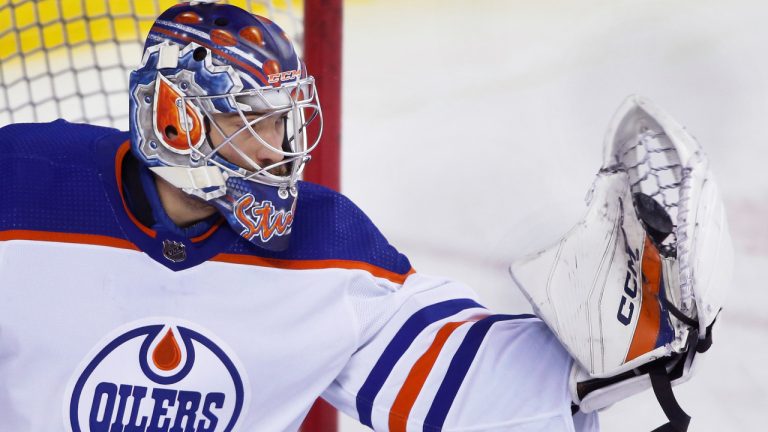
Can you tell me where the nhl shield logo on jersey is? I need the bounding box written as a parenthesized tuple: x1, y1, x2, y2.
(65, 319, 249, 432)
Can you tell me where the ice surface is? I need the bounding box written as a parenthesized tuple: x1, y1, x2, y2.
(340, 1, 767, 431)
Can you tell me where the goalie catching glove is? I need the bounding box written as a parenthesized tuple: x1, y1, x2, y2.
(510, 96, 733, 432)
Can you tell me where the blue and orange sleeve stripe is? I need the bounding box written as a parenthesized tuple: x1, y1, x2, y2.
(355, 299, 484, 427)
(422, 314, 534, 431)
(388, 319, 478, 432)
(356, 298, 537, 431)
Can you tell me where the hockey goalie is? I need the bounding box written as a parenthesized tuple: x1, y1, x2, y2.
(511, 95, 733, 432)
(0, 1, 731, 431)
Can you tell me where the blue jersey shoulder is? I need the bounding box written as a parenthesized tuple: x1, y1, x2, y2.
(227, 181, 414, 277)
(0, 120, 127, 238)
(0, 119, 119, 162)
(0, 121, 413, 276)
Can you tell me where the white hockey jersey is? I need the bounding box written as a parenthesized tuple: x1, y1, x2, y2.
(0, 121, 596, 431)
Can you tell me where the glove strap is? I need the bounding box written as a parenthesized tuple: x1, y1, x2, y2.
(649, 362, 690, 432)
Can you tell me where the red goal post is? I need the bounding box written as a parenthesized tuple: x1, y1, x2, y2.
(0, 0, 341, 430)
(297, 0, 342, 430)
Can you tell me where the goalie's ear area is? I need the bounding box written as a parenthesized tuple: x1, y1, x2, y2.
(509, 171, 677, 378)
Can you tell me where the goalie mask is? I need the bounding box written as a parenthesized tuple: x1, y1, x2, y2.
(129, 2, 322, 251)
(510, 96, 733, 431)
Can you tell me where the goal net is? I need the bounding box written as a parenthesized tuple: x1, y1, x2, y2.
(0, 0, 304, 128)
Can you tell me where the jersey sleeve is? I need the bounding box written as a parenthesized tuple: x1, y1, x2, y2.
(323, 273, 597, 432)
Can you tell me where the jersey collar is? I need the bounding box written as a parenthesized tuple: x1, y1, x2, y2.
(95, 135, 238, 271)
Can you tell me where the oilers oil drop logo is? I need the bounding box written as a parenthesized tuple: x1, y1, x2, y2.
(66, 319, 249, 431)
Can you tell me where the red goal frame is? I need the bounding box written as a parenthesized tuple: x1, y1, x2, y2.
(299, 0, 342, 431)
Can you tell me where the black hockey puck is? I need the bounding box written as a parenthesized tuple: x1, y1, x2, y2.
(633, 192, 674, 244)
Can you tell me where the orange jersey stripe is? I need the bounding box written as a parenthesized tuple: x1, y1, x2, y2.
(191, 218, 224, 243)
(0, 230, 138, 251)
(0, 230, 415, 285)
(211, 253, 416, 285)
(389, 320, 469, 432)
(625, 237, 663, 362)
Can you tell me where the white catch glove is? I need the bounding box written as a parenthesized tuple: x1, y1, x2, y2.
(510, 95, 733, 431)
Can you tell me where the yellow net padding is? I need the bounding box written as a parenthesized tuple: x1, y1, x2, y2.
(0, 0, 304, 127)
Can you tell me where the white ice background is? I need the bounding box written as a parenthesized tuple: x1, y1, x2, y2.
(341, 1, 767, 431)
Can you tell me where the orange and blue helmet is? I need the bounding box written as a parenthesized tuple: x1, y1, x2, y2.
(129, 1, 322, 251)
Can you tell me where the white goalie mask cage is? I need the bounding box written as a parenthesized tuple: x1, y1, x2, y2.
(183, 78, 321, 190)
(510, 96, 733, 431)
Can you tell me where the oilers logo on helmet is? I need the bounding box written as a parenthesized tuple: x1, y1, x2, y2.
(65, 319, 248, 432)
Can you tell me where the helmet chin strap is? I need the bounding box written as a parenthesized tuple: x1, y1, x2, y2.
(149, 166, 227, 201)
(147, 115, 229, 201)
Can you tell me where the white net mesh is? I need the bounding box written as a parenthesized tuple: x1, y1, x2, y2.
(625, 131, 683, 216)
(0, 0, 304, 129)
(620, 128, 684, 254)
